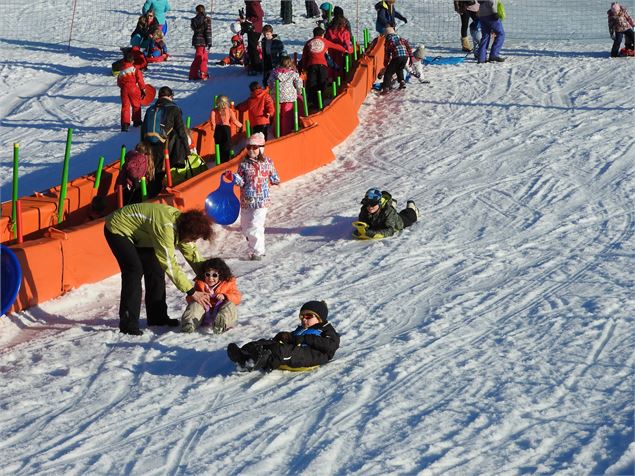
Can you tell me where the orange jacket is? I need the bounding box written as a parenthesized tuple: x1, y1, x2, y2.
(209, 107, 242, 129)
(186, 277, 241, 305)
(236, 88, 275, 126)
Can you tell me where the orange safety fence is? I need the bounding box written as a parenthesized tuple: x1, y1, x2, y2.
(6, 37, 385, 313)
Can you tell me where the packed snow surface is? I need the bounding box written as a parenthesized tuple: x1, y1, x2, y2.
(0, 0, 634, 474)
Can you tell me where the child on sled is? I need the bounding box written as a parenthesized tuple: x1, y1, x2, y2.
(146, 29, 169, 62)
(218, 34, 246, 66)
(181, 258, 241, 333)
(608, 2, 635, 57)
(227, 300, 340, 372)
(354, 188, 419, 239)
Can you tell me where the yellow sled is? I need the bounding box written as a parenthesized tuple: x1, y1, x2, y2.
(352, 221, 384, 240)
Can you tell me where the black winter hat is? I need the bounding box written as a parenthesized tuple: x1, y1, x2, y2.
(300, 300, 328, 322)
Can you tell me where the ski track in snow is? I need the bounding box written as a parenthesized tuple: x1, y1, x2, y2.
(1, 4, 635, 474)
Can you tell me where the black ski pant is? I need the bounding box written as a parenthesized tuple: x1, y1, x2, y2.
(460, 11, 478, 38)
(399, 208, 417, 228)
(252, 124, 269, 139)
(280, 0, 293, 24)
(104, 226, 168, 331)
(214, 125, 232, 163)
(612, 29, 635, 57)
(305, 0, 320, 18)
(383, 57, 408, 89)
(306, 64, 328, 108)
(247, 31, 262, 72)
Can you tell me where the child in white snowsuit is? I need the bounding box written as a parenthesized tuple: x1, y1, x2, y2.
(181, 258, 241, 333)
(608, 2, 635, 57)
(224, 132, 280, 260)
(227, 300, 340, 372)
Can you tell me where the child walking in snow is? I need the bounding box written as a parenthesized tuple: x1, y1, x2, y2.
(209, 95, 242, 163)
(116, 49, 147, 132)
(267, 56, 303, 137)
(189, 4, 212, 80)
(355, 188, 419, 239)
(608, 2, 635, 57)
(181, 258, 241, 333)
(224, 132, 280, 261)
(227, 300, 340, 372)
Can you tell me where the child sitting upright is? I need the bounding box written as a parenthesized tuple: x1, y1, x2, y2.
(218, 34, 246, 66)
(608, 2, 635, 57)
(181, 258, 241, 333)
(146, 29, 168, 61)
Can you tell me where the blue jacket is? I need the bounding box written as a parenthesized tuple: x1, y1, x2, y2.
(375, 1, 407, 34)
(142, 0, 171, 26)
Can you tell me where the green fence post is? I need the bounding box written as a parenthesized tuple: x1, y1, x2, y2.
(332, 81, 337, 98)
(275, 79, 281, 138)
(11, 143, 19, 236)
(215, 144, 221, 166)
(352, 36, 358, 61)
(57, 128, 73, 224)
(94, 156, 105, 190)
(293, 99, 299, 132)
(140, 177, 147, 201)
(317, 90, 323, 110)
(245, 119, 251, 138)
(302, 88, 309, 117)
(186, 116, 191, 128)
(119, 145, 126, 168)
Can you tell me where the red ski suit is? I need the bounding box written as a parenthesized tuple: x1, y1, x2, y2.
(117, 61, 146, 126)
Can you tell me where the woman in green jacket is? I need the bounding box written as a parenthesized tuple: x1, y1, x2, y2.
(104, 203, 213, 335)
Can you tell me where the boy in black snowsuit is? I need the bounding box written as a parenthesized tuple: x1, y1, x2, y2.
(356, 188, 419, 238)
(227, 301, 340, 372)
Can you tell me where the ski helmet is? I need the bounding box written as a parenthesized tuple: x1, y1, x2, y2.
(361, 188, 382, 206)
(230, 21, 242, 34)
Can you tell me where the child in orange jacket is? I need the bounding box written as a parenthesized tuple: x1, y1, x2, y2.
(209, 95, 243, 163)
(236, 81, 275, 139)
(181, 258, 241, 333)
(116, 50, 147, 132)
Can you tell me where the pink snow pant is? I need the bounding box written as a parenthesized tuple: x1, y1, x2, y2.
(190, 46, 209, 80)
(279, 102, 295, 136)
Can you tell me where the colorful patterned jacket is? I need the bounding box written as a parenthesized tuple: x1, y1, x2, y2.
(233, 155, 280, 209)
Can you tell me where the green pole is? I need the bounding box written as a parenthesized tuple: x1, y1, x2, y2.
(119, 145, 126, 168)
(186, 116, 191, 128)
(140, 177, 147, 200)
(337, 76, 341, 87)
(317, 90, 323, 110)
(275, 80, 281, 138)
(345, 54, 350, 73)
(293, 99, 299, 132)
(57, 128, 73, 224)
(364, 29, 369, 49)
(215, 144, 221, 165)
(328, 4, 332, 22)
(94, 155, 105, 190)
(332, 81, 337, 98)
(352, 37, 358, 61)
(302, 88, 309, 116)
(245, 119, 251, 138)
(11, 143, 19, 236)
(213, 95, 218, 107)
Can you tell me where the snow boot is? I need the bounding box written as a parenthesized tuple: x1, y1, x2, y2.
(407, 200, 420, 220)
(121, 123, 130, 132)
(398, 80, 406, 90)
(250, 348, 272, 372)
(148, 316, 180, 327)
(461, 37, 472, 52)
(489, 56, 506, 63)
(227, 343, 249, 366)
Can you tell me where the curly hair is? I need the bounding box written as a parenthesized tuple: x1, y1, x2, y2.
(201, 257, 234, 281)
(176, 209, 213, 243)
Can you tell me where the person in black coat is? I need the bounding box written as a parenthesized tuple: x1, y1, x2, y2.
(227, 301, 340, 372)
(141, 86, 189, 195)
(261, 24, 286, 85)
(356, 188, 419, 238)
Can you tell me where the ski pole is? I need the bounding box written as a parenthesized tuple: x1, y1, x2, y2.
(57, 128, 73, 224)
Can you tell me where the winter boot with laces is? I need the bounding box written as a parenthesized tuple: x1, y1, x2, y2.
(461, 37, 472, 52)
(406, 200, 420, 220)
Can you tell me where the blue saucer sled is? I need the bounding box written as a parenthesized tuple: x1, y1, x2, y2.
(205, 175, 240, 225)
(1, 244, 22, 315)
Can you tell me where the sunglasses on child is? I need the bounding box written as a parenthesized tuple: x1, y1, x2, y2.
(205, 271, 220, 278)
(246, 145, 260, 150)
(299, 312, 319, 321)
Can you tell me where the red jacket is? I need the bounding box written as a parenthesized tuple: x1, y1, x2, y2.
(236, 88, 274, 126)
(117, 60, 146, 91)
(300, 36, 348, 69)
(245, 0, 264, 33)
(324, 27, 352, 53)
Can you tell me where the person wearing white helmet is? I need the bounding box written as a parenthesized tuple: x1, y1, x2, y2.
(223, 133, 280, 260)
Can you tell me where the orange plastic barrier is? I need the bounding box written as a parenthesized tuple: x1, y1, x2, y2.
(6, 37, 385, 313)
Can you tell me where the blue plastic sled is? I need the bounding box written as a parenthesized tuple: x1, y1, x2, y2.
(205, 175, 240, 225)
(423, 56, 466, 65)
(1, 244, 22, 315)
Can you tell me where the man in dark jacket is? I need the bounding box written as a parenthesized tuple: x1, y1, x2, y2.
(375, 0, 407, 34)
(356, 188, 419, 238)
(189, 4, 212, 80)
(227, 301, 340, 371)
(141, 86, 189, 195)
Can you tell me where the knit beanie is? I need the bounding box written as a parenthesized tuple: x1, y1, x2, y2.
(300, 300, 328, 323)
(611, 2, 621, 14)
(247, 132, 266, 147)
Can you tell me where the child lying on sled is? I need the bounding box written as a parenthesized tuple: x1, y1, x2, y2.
(354, 188, 420, 239)
(227, 300, 339, 372)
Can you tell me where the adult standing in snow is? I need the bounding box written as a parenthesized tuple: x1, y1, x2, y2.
(189, 4, 212, 80)
(142, 0, 170, 35)
(375, 0, 407, 35)
(244, 0, 264, 75)
(476, 0, 505, 63)
(607, 2, 635, 57)
(453, 0, 480, 52)
(104, 203, 213, 335)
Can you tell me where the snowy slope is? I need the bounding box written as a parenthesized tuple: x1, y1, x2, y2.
(1, 1, 635, 475)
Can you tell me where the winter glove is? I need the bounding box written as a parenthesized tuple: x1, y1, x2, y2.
(223, 170, 234, 182)
(403, 18, 408, 24)
(140, 88, 146, 99)
(274, 331, 293, 344)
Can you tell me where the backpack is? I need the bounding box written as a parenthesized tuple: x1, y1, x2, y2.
(143, 104, 173, 144)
